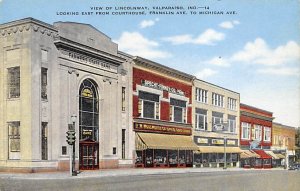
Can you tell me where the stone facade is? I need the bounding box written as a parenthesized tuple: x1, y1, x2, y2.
(0, 18, 134, 172)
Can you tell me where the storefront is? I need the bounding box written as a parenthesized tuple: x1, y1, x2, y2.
(240, 150, 260, 168)
(252, 149, 272, 168)
(132, 57, 196, 168)
(134, 123, 198, 168)
(193, 142, 241, 168)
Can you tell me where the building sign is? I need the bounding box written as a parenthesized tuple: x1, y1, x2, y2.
(141, 79, 185, 96)
(227, 140, 236, 145)
(134, 122, 191, 135)
(197, 138, 208, 144)
(60, 49, 118, 73)
(212, 139, 224, 145)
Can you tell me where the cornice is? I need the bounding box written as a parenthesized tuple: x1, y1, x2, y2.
(133, 56, 195, 83)
(0, 17, 58, 37)
(54, 36, 126, 66)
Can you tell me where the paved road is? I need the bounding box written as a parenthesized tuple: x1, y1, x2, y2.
(0, 170, 299, 191)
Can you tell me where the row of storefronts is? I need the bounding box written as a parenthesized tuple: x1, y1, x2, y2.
(0, 18, 297, 172)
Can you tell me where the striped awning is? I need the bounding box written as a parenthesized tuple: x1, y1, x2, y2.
(136, 133, 198, 151)
(197, 146, 242, 153)
(240, 150, 260, 158)
(275, 153, 285, 159)
(265, 151, 280, 159)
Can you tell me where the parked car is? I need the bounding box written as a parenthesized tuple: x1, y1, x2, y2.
(288, 163, 300, 170)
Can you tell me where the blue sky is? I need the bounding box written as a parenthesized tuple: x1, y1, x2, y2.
(1, 0, 299, 127)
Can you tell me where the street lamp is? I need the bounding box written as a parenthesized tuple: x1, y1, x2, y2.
(71, 114, 77, 176)
(224, 136, 227, 170)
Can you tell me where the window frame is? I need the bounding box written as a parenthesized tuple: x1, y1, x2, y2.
(264, 127, 271, 142)
(195, 88, 208, 103)
(241, 122, 251, 140)
(7, 67, 20, 99)
(138, 91, 160, 120)
(195, 113, 207, 131)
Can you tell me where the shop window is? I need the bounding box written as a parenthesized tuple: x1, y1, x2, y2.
(264, 127, 271, 142)
(209, 153, 217, 163)
(195, 108, 207, 130)
(231, 153, 238, 162)
(8, 121, 20, 159)
(138, 91, 160, 119)
(7, 67, 20, 98)
(241, 122, 251, 140)
(154, 150, 167, 167)
(41, 68, 48, 100)
(41, 122, 48, 160)
(168, 150, 178, 166)
(170, 98, 186, 123)
(145, 149, 154, 167)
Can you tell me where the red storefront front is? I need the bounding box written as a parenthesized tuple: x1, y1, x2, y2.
(240, 103, 273, 168)
(132, 57, 198, 168)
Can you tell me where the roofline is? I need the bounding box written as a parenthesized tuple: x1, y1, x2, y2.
(272, 122, 297, 129)
(240, 103, 273, 115)
(133, 56, 196, 81)
(53, 21, 111, 39)
(194, 78, 240, 95)
(0, 17, 57, 32)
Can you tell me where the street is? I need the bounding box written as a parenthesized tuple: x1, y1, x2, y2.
(0, 170, 299, 191)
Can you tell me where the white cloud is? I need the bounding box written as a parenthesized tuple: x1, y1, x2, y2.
(194, 29, 225, 45)
(163, 29, 225, 45)
(194, 68, 218, 79)
(205, 56, 230, 67)
(139, 18, 159, 29)
(115, 31, 171, 59)
(219, 20, 240, 29)
(231, 38, 300, 66)
(257, 67, 300, 76)
(219, 21, 234, 29)
(162, 34, 193, 45)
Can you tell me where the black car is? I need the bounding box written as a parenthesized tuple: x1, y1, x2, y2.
(288, 163, 300, 170)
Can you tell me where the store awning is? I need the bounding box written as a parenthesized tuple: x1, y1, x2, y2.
(240, 150, 260, 158)
(197, 146, 242, 153)
(265, 151, 279, 159)
(136, 133, 198, 151)
(275, 153, 285, 159)
(253, 150, 272, 159)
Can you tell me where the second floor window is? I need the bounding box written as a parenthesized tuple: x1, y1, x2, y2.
(228, 115, 236, 133)
(138, 91, 160, 119)
(195, 108, 207, 130)
(195, 88, 208, 103)
(264, 127, 271, 142)
(8, 67, 20, 98)
(253, 125, 262, 141)
(170, 98, 186, 123)
(241, 122, 251, 140)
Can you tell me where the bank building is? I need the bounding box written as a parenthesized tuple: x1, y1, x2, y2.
(0, 18, 134, 171)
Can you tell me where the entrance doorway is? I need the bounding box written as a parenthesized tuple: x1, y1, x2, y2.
(79, 79, 99, 170)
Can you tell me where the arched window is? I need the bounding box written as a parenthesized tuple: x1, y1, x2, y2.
(79, 79, 99, 142)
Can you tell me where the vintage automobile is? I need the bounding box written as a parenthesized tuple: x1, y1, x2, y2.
(288, 163, 300, 170)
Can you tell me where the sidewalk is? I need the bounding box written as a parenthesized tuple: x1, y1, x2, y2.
(0, 167, 285, 180)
